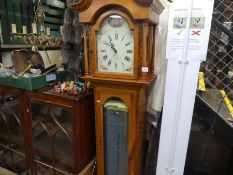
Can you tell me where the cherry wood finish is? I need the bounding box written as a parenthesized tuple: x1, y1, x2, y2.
(72, 1, 164, 174)
(0, 85, 95, 175)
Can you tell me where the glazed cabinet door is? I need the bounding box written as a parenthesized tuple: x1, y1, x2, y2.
(0, 89, 28, 174)
(29, 99, 75, 175)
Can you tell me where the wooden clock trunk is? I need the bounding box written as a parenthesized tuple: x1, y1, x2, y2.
(71, 1, 164, 174)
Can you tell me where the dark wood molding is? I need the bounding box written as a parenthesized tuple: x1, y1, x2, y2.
(70, 0, 93, 12)
(135, 0, 165, 14)
(134, 0, 154, 6)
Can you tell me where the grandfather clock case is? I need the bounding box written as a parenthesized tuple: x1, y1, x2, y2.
(71, 1, 164, 174)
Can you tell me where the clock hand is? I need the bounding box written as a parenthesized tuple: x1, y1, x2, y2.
(103, 39, 116, 53)
(103, 39, 111, 47)
(110, 42, 117, 53)
(107, 35, 117, 53)
(121, 33, 126, 41)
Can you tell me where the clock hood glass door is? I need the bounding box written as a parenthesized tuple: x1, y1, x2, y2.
(97, 15, 134, 74)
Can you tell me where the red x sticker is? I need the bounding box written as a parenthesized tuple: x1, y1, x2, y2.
(191, 30, 201, 36)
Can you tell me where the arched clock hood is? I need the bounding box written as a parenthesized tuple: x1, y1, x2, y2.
(71, 0, 164, 24)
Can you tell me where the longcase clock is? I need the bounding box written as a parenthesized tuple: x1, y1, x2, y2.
(71, 1, 164, 175)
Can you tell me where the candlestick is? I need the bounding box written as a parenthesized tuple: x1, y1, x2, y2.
(10, 1, 62, 48)
(47, 27, 50, 35)
(60, 25, 63, 35)
(11, 24, 17, 33)
(32, 23, 37, 33)
(40, 25, 45, 32)
(22, 26, 27, 34)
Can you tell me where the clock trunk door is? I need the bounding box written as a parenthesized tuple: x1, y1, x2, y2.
(104, 99, 129, 175)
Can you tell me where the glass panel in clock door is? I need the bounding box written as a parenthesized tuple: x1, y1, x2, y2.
(103, 98, 129, 175)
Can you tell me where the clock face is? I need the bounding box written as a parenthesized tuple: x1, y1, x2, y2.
(97, 15, 134, 73)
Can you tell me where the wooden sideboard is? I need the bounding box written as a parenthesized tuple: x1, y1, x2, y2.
(0, 85, 95, 175)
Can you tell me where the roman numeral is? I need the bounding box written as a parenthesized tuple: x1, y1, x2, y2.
(127, 50, 132, 53)
(103, 66, 109, 71)
(124, 56, 130, 62)
(125, 42, 131, 46)
(108, 60, 112, 66)
(121, 34, 126, 41)
(108, 35, 112, 42)
(101, 50, 106, 52)
(103, 55, 107, 60)
(115, 63, 117, 69)
(115, 33, 118, 40)
(103, 40, 110, 46)
(125, 67, 132, 72)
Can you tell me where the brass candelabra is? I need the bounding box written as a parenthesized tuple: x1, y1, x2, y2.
(10, 0, 63, 51)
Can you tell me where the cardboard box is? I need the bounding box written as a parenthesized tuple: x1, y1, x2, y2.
(0, 71, 66, 90)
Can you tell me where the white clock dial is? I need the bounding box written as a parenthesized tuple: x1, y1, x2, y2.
(97, 15, 134, 73)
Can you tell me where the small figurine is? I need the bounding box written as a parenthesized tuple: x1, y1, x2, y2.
(53, 80, 86, 95)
